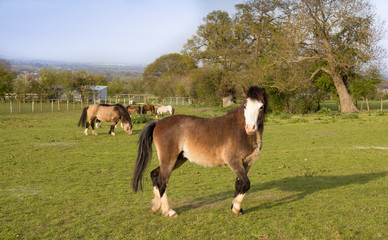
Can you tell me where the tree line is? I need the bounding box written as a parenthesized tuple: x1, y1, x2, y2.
(0, 59, 145, 101)
(143, 0, 386, 113)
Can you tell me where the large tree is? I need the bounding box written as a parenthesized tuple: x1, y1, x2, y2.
(289, 0, 385, 112)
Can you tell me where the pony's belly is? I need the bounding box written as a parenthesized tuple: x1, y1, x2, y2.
(183, 148, 225, 167)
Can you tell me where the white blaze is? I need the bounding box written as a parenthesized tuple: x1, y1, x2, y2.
(244, 98, 263, 134)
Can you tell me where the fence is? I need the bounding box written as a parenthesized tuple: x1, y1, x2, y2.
(163, 97, 191, 106)
(0, 96, 193, 115)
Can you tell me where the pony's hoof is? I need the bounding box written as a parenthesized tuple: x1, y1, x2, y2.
(152, 207, 159, 214)
(231, 205, 245, 216)
(111, 132, 115, 136)
(165, 210, 178, 217)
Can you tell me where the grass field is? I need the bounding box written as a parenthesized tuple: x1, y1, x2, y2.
(1, 106, 387, 239)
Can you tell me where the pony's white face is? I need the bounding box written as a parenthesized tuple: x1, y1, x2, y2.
(123, 122, 132, 134)
(244, 98, 264, 135)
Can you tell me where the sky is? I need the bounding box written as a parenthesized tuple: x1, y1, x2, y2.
(1, 0, 388, 68)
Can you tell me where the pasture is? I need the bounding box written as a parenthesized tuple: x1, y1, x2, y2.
(1, 106, 387, 239)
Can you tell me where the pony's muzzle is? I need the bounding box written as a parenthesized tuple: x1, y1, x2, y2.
(245, 124, 256, 135)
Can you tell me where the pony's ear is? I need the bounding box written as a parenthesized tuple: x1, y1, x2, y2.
(243, 86, 248, 97)
(259, 87, 266, 95)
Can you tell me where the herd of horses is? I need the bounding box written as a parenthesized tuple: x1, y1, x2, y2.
(77, 86, 269, 217)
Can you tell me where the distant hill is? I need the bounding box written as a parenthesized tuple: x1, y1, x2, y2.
(2, 57, 145, 78)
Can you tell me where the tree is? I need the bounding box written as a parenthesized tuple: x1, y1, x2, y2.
(289, 0, 385, 112)
(143, 53, 196, 97)
(0, 59, 15, 101)
(38, 68, 59, 99)
(13, 73, 39, 99)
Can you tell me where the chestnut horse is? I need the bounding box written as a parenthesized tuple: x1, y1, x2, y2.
(132, 86, 268, 217)
(127, 105, 141, 114)
(78, 104, 132, 135)
(142, 104, 155, 115)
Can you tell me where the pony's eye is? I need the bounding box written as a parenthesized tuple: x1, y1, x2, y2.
(259, 105, 264, 110)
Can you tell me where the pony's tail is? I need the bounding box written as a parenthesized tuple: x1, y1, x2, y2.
(77, 106, 89, 127)
(132, 119, 158, 192)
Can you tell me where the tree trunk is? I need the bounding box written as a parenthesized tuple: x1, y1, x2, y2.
(222, 94, 234, 107)
(332, 75, 359, 113)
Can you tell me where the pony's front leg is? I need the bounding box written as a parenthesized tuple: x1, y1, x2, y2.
(230, 165, 251, 216)
(109, 123, 115, 135)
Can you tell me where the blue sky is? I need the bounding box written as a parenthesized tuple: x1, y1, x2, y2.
(1, 0, 387, 67)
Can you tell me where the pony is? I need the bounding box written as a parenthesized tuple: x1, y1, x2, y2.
(131, 86, 268, 217)
(142, 104, 155, 115)
(127, 105, 141, 114)
(78, 104, 132, 136)
(156, 105, 175, 118)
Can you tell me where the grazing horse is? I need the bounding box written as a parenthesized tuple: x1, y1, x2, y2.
(132, 86, 268, 217)
(78, 104, 132, 136)
(127, 105, 141, 114)
(156, 105, 175, 118)
(142, 104, 155, 115)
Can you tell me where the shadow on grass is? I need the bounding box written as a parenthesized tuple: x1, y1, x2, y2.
(175, 172, 387, 213)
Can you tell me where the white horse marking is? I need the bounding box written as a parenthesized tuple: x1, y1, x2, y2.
(244, 99, 264, 135)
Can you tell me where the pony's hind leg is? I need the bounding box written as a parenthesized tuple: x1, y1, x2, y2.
(91, 119, 97, 135)
(150, 156, 186, 217)
(150, 167, 162, 213)
(150, 166, 176, 216)
(84, 122, 89, 135)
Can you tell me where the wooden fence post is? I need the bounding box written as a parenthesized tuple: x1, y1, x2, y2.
(381, 99, 383, 112)
(51, 100, 54, 111)
(32, 99, 34, 112)
(10, 100, 12, 114)
(40, 97, 43, 112)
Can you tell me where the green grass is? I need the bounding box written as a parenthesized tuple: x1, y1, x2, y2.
(1, 107, 387, 239)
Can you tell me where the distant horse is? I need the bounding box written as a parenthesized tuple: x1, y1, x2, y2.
(156, 105, 175, 118)
(142, 104, 155, 115)
(127, 105, 141, 114)
(78, 104, 132, 136)
(132, 86, 268, 217)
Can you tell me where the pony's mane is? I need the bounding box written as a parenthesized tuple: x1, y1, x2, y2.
(99, 103, 112, 107)
(114, 104, 132, 123)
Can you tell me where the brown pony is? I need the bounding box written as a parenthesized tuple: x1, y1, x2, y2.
(132, 86, 268, 217)
(78, 104, 132, 135)
(126, 105, 141, 114)
(142, 104, 155, 115)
